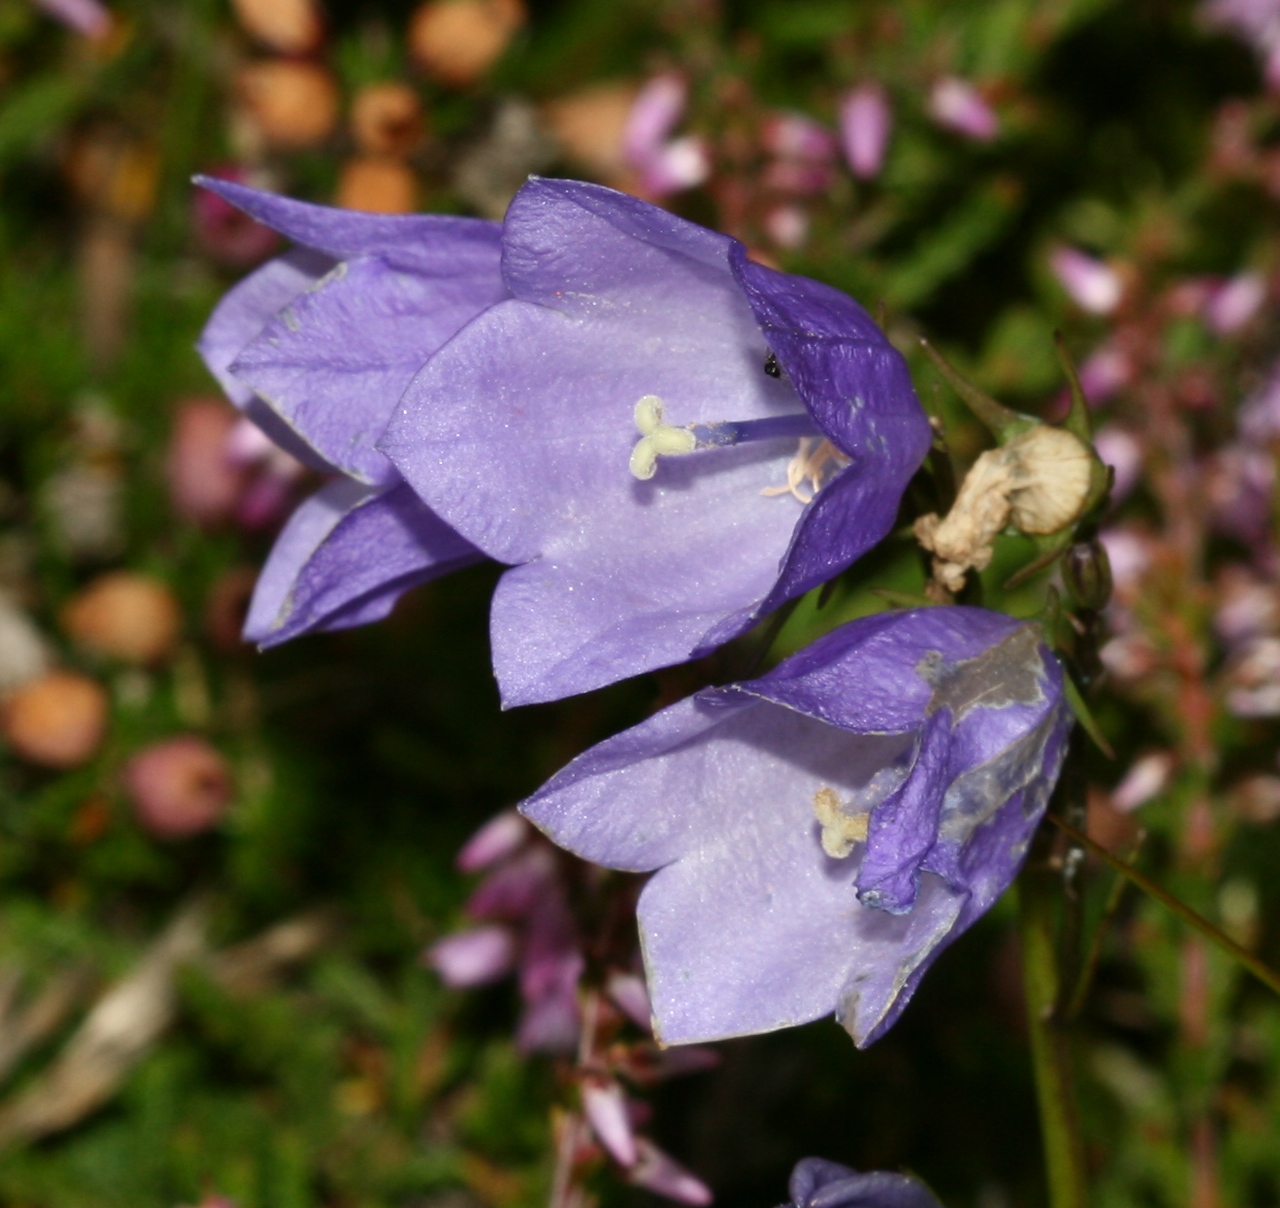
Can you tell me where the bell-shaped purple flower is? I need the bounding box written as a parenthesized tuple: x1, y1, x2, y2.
(520, 606, 1071, 1047)
(195, 179, 507, 644)
(784, 1158, 946, 1208)
(380, 178, 930, 705)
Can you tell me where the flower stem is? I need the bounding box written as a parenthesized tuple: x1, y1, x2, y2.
(1018, 862, 1088, 1208)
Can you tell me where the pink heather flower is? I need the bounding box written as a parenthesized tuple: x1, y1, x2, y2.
(1215, 567, 1280, 643)
(167, 399, 249, 527)
(838, 84, 892, 179)
(1099, 527, 1152, 602)
(457, 809, 531, 872)
(582, 1077, 638, 1166)
(605, 971, 653, 1030)
(432, 819, 584, 1053)
(1112, 752, 1174, 813)
(1076, 343, 1133, 404)
(622, 76, 711, 197)
(32, 0, 109, 36)
(1240, 364, 1280, 443)
(1093, 426, 1143, 503)
(1206, 444, 1276, 545)
(928, 77, 999, 142)
(193, 167, 282, 267)
(628, 1140, 713, 1205)
(124, 736, 234, 840)
(1227, 636, 1280, 716)
(761, 112, 836, 161)
(765, 203, 810, 249)
(427, 925, 517, 986)
(1203, 270, 1267, 335)
(224, 416, 307, 529)
(1050, 247, 1123, 314)
(1202, 0, 1280, 88)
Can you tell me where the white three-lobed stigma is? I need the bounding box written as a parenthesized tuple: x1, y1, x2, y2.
(629, 395, 697, 480)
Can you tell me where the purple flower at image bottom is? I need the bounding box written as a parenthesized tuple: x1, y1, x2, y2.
(784, 1158, 945, 1208)
(521, 606, 1071, 1046)
(381, 178, 930, 706)
(195, 178, 508, 645)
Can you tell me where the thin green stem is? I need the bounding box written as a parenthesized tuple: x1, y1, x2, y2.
(1048, 815, 1280, 999)
(1018, 864, 1089, 1208)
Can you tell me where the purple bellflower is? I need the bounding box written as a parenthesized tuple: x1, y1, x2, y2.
(380, 178, 931, 706)
(784, 1158, 946, 1208)
(195, 178, 509, 644)
(520, 606, 1071, 1047)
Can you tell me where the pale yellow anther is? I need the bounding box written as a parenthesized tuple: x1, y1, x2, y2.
(813, 786, 870, 859)
(629, 394, 697, 480)
(763, 438, 850, 503)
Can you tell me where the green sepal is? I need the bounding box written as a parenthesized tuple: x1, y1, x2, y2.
(919, 338, 1038, 445)
(1061, 672, 1114, 759)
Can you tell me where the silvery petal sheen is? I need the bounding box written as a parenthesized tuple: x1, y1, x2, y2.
(520, 606, 1072, 1047)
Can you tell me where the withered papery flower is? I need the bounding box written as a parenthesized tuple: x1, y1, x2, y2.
(521, 607, 1070, 1047)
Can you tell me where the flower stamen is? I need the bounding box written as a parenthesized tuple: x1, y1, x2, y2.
(813, 786, 870, 859)
(763, 438, 850, 503)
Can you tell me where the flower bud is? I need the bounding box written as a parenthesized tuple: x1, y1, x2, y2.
(166, 398, 247, 526)
(928, 76, 999, 142)
(408, 0, 525, 88)
(426, 925, 516, 985)
(350, 82, 425, 157)
(236, 60, 338, 149)
(1062, 539, 1113, 612)
(838, 84, 891, 180)
(230, 0, 324, 54)
(62, 571, 181, 664)
(1, 671, 108, 768)
(334, 157, 418, 214)
(123, 736, 234, 839)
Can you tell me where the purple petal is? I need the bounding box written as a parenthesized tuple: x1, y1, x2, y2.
(197, 248, 335, 411)
(523, 607, 1070, 1046)
(382, 178, 927, 705)
(787, 1158, 946, 1208)
(193, 177, 503, 276)
(230, 255, 507, 485)
(245, 481, 483, 646)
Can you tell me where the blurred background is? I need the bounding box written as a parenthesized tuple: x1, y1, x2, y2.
(2, 0, 1280, 1205)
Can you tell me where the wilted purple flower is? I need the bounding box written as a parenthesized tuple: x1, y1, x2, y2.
(1202, 270, 1267, 334)
(839, 85, 892, 180)
(196, 178, 503, 644)
(1049, 247, 1122, 315)
(928, 77, 999, 142)
(381, 178, 930, 706)
(784, 1157, 945, 1208)
(622, 75, 711, 197)
(32, 0, 109, 36)
(521, 606, 1071, 1046)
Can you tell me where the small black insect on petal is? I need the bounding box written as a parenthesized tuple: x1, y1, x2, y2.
(764, 351, 781, 378)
